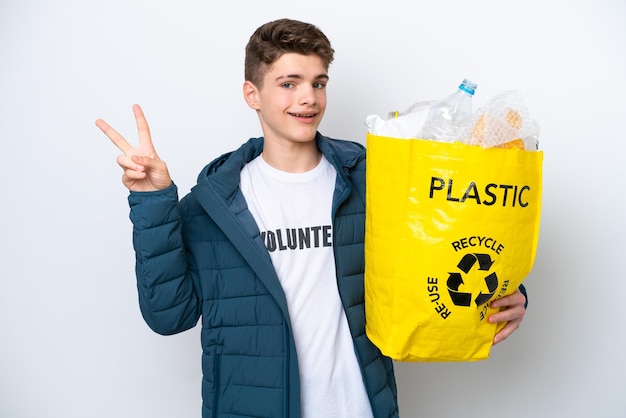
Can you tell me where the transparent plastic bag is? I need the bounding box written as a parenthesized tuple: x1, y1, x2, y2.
(364, 101, 434, 139)
(459, 90, 540, 150)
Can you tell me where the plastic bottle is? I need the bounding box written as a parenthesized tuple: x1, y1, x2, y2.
(419, 79, 478, 142)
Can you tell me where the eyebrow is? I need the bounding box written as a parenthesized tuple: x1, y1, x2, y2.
(275, 73, 330, 82)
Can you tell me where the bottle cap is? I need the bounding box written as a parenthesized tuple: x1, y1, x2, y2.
(459, 79, 478, 95)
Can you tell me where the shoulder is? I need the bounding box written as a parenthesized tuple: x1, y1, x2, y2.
(317, 133, 365, 154)
(196, 136, 265, 182)
(316, 133, 366, 170)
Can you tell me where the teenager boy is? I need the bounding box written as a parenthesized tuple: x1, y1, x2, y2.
(96, 18, 527, 418)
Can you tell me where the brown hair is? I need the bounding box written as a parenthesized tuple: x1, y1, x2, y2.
(244, 18, 335, 87)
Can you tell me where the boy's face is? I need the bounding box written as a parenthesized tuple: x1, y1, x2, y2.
(244, 53, 328, 148)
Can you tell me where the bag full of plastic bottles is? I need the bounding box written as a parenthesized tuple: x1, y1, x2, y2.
(364, 80, 544, 362)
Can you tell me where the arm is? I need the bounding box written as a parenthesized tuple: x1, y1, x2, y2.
(128, 185, 201, 334)
(96, 105, 200, 334)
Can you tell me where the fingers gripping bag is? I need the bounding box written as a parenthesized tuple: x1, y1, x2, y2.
(364, 92, 543, 362)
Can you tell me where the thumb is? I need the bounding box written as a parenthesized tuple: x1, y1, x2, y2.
(131, 155, 146, 167)
(131, 154, 171, 182)
(131, 155, 160, 169)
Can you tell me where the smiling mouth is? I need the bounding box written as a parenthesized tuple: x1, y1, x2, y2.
(289, 112, 317, 118)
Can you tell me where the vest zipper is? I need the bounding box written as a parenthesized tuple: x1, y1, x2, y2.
(212, 353, 221, 417)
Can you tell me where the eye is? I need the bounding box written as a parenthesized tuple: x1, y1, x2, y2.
(281, 82, 294, 89)
(313, 82, 326, 89)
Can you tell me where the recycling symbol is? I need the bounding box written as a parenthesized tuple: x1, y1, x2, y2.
(447, 253, 498, 307)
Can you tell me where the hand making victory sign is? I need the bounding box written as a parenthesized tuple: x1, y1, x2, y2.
(95, 104, 172, 192)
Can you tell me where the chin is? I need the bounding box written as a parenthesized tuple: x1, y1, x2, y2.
(290, 128, 319, 143)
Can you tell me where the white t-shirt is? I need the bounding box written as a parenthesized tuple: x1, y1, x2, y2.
(240, 155, 373, 418)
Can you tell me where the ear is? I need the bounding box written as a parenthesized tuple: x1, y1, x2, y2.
(243, 80, 261, 110)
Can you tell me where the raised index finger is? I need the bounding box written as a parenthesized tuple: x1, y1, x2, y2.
(95, 117, 134, 155)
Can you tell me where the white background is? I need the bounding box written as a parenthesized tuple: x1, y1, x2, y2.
(1, 0, 625, 417)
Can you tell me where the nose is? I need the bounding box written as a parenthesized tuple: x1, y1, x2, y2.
(298, 84, 316, 105)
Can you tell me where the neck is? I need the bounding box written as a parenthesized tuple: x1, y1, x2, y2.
(261, 139, 322, 173)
